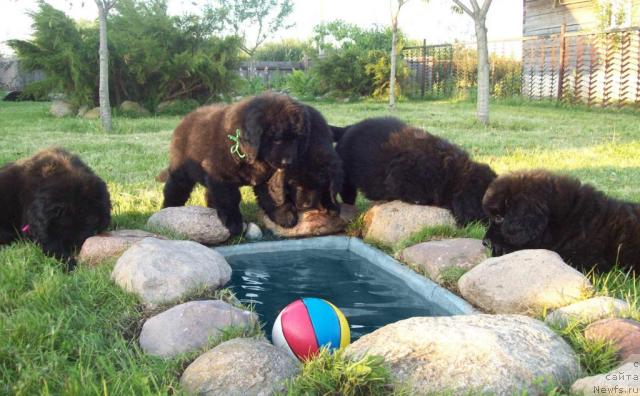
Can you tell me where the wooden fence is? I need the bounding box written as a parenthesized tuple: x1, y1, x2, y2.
(522, 27, 640, 106)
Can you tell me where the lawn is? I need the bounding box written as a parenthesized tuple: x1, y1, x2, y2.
(1, 99, 639, 395)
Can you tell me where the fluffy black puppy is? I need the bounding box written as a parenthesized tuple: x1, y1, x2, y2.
(161, 93, 342, 234)
(334, 117, 496, 225)
(261, 106, 344, 217)
(482, 170, 640, 273)
(0, 148, 111, 269)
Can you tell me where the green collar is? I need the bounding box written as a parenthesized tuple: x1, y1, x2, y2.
(228, 128, 246, 159)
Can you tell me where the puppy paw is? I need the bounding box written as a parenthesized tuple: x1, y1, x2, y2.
(271, 205, 298, 228)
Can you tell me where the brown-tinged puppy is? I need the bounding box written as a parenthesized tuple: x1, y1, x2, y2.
(0, 148, 111, 270)
(160, 93, 342, 235)
(333, 117, 496, 225)
(482, 170, 640, 272)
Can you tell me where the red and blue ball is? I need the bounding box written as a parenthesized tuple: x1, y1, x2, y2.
(272, 298, 350, 361)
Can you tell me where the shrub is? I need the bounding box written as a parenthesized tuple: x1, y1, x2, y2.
(253, 39, 314, 62)
(313, 47, 370, 96)
(8, 2, 98, 106)
(9, 0, 242, 108)
(236, 76, 266, 96)
(309, 20, 407, 98)
(284, 70, 320, 98)
(155, 98, 200, 115)
(312, 48, 407, 98)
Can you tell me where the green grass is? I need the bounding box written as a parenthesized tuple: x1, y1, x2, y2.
(1, 99, 640, 394)
(280, 349, 401, 396)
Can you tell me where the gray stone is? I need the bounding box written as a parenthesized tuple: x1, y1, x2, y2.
(261, 209, 346, 237)
(139, 300, 257, 358)
(111, 238, 231, 306)
(545, 297, 631, 328)
(363, 201, 456, 247)
(83, 107, 101, 119)
(244, 222, 263, 240)
(458, 249, 592, 315)
(147, 206, 230, 245)
(119, 100, 150, 115)
(571, 361, 640, 395)
(78, 229, 163, 265)
(180, 338, 300, 396)
(346, 314, 580, 396)
(49, 100, 74, 117)
(398, 238, 487, 283)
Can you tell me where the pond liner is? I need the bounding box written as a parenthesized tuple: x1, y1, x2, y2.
(215, 236, 475, 316)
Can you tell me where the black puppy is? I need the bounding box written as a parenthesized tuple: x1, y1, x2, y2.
(160, 93, 342, 234)
(482, 170, 640, 273)
(0, 148, 111, 269)
(333, 117, 496, 225)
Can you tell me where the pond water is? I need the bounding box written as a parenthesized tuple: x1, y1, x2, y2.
(226, 248, 452, 341)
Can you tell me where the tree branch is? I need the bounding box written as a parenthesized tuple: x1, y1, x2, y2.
(480, 0, 492, 17)
(451, 0, 474, 16)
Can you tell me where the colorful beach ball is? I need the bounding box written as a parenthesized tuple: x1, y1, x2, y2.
(272, 298, 350, 361)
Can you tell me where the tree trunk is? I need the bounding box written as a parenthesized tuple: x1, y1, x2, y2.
(97, 2, 113, 132)
(389, 20, 398, 110)
(474, 17, 490, 124)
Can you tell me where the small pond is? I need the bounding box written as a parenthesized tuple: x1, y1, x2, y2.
(216, 237, 473, 340)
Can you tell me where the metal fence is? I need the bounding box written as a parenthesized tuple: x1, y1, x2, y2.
(402, 28, 640, 107)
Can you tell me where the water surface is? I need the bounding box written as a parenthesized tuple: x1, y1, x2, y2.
(227, 248, 450, 340)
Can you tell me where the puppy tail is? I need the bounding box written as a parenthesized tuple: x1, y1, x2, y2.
(155, 168, 169, 183)
(330, 125, 349, 142)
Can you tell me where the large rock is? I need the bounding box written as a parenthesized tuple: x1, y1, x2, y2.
(458, 249, 592, 315)
(571, 361, 640, 395)
(363, 201, 456, 246)
(83, 107, 101, 119)
(180, 338, 300, 396)
(119, 100, 150, 116)
(545, 297, 630, 328)
(346, 314, 580, 395)
(147, 206, 230, 245)
(261, 209, 346, 237)
(139, 300, 257, 358)
(111, 238, 231, 306)
(49, 100, 74, 117)
(78, 229, 163, 265)
(585, 318, 640, 363)
(398, 238, 487, 283)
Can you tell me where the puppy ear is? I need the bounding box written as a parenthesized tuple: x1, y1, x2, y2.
(384, 156, 410, 196)
(240, 108, 263, 164)
(502, 198, 549, 246)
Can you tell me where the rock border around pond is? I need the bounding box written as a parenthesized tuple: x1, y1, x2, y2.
(111, 237, 231, 307)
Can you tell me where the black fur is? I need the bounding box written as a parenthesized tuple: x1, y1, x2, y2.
(482, 170, 640, 273)
(160, 93, 342, 234)
(0, 148, 111, 269)
(334, 117, 496, 225)
(262, 106, 344, 217)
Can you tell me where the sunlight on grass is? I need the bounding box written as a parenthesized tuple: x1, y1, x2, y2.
(1, 99, 639, 394)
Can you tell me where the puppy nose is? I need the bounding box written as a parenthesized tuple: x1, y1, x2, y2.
(280, 158, 292, 166)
